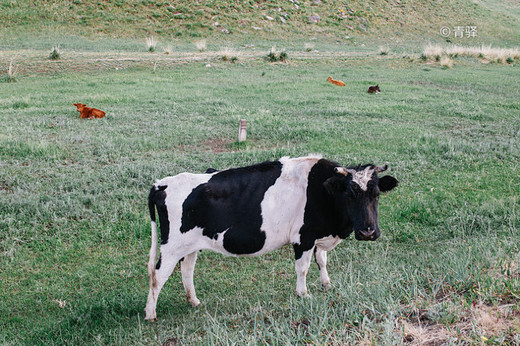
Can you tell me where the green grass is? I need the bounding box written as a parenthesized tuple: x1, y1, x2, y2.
(1, 54, 519, 344)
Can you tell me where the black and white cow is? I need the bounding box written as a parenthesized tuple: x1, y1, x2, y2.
(145, 155, 398, 320)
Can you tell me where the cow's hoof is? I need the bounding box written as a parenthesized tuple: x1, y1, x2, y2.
(189, 298, 201, 307)
(322, 282, 332, 291)
(297, 291, 311, 298)
(144, 309, 157, 321)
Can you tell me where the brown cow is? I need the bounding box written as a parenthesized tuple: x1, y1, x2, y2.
(327, 76, 346, 87)
(73, 103, 106, 119)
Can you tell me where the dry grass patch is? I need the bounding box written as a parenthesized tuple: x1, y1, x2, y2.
(195, 39, 207, 52)
(378, 45, 390, 56)
(48, 45, 61, 60)
(400, 303, 520, 344)
(219, 47, 239, 62)
(423, 43, 444, 61)
(164, 45, 173, 55)
(3, 60, 18, 83)
(401, 320, 452, 345)
(145, 36, 157, 52)
(440, 55, 453, 69)
(422, 44, 520, 65)
(304, 42, 314, 52)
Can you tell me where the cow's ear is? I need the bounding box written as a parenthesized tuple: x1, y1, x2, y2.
(379, 175, 398, 192)
(323, 177, 347, 195)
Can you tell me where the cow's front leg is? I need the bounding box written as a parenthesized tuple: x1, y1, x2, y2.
(180, 251, 200, 307)
(294, 246, 315, 297)
(314, 248, 331, 290)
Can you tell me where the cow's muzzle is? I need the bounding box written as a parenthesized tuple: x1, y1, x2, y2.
(355, 228, 379, 241)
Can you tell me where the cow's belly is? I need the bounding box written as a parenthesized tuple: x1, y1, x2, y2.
(172, 227, 287, 258)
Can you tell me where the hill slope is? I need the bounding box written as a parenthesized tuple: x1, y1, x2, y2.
(0, 0, 519, 44)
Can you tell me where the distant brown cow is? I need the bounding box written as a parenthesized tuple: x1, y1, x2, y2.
(73, 103, 106, 119)
(327, 76, 346, 87)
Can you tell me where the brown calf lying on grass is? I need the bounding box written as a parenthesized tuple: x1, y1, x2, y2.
(367, 85, 381, 94)
(73, 103, 106, 119)
(327, 76, 346, 87)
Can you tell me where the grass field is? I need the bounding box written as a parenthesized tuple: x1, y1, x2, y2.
(1, 42, 520, 345)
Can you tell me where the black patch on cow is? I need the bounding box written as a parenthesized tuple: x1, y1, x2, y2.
(180, 160, 283, 255)
(313, 247, 321, 270)
(295, 159, 355, 260)
(149, 185, 170, 245)
(156, 254, 162, 270)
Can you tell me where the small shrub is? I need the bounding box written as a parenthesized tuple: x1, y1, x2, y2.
(49, 45, 61, 60)
(12, 101, 29, 109)
(506, 57, 514, 64)
(3, 60, 18, 83)
(146, 36, 157, 52)
(266, 50, 278, 62)
(220, 47, 239, 62)
(378, 46, 390, 55)
(195, 39, 206, 52)
(440, 55, 453, 69)
(423, 43, 444, 61)
(164, 45, 173, 55)
(304, 43, 314, 52)
(266, 47, 288, 62)
(279, 50, 288, 62)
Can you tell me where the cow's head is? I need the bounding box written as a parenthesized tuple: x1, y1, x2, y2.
(323, 164, 398, 241)
(73, 103, 85, 111)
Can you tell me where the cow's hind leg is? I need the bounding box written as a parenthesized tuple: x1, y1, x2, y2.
(181, 251, 200, 307)
(315, 248, 331, 290)
(145, 251, 181, 321)
(294, 246, 315, 297)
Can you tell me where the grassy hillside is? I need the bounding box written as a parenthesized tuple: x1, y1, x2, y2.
(1, 0, 519, 45)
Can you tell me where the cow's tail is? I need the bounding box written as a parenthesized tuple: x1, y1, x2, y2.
(148, 185, 159, 289)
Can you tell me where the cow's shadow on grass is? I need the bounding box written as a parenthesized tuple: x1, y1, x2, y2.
(27, 287, 192, 344)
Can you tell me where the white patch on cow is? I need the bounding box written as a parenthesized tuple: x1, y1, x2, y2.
(348, 166, 374, 191)
(315, 235, 342, 251)
(258, 155, 322, 253)
(156, 173, 212, 239)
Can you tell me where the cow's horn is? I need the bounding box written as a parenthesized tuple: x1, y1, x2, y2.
(334, 167, 349, 176)
(374, 164, 388, 173)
